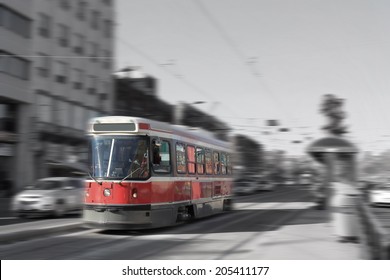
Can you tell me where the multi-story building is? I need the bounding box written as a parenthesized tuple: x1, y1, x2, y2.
(114, 67, 174, 123)
(31, 0, 115, 180)
(1, 0, 115, 195)
(0, 0, 33, 195)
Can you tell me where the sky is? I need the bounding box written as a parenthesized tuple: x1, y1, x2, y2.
(115, 0, 390, 156)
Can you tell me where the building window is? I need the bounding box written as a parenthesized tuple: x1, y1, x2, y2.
(58, 24, 70, 47)
(0, 5, 31, 38)
(73, 33, 85, 54)
(0, 103, 17, 133)
(52, 98, 60, 124)
(89, 42, 99, 62)
(72, 68, 84, 90)
(67, 105, 74, 129)
(37, 93, 52, 123)
(87, 75, 97, 95)
(103, 19, 112, 38)
(59, 0, 71, 10)
(55, 61, 68, 84)
(102, 50, 111, 69)
(91, 10, 100, 30)
(76, 1, 87, 21)
(38, 13, 51, 38)
(35, 53, 50, 78)
(74, 105, 85, 130)
(0, 51, 29, 80)
(98, 81, 109, 100)
(58, 99, 69, 127)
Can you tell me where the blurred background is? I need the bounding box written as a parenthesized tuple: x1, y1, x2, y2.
(1, 0, 390, 261)
(2, 0, 389, 198)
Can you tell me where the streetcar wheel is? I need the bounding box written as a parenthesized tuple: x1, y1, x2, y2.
(223, 199, 233, 211)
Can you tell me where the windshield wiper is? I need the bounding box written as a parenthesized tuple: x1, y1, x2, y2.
(88, 172, 102, 185)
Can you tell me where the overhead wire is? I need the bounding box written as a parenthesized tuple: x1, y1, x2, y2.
(116, 36, 242, 119)
(193, 0, 294, 122)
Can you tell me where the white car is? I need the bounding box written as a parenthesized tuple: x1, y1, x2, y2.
(369, 183, 390, 207)
(12, 177, 85, 218)
(233, 179, 257, 195)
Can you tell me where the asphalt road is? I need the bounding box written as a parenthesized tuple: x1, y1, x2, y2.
(0, 185, 318, 260)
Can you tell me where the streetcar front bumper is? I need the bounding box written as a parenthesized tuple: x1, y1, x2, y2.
(83, 204, 177, 230)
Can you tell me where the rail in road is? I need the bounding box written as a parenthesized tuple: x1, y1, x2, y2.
(2, 185, 356, 260)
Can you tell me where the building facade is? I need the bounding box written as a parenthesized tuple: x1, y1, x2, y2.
(1, 0, 115, 194)
(30, 0, 115, 180)
(114, 68, 174, 123)
(0, 0, 33, 195)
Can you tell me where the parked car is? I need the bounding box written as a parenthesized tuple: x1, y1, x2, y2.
(284, 178, 296, 186)
(299, 173, 312, 185)
(369, 183, 390, 207)
(256, 178, 276, 192)
(233, 179, 257, 195)
(12, 177, 85, 218)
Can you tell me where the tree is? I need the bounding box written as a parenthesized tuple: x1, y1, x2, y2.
(320, 94, 348, 136)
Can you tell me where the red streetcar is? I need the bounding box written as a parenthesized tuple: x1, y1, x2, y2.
(83, 116, 234, 229)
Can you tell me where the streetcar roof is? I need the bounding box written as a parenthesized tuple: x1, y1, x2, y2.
(87, 116, 231, 150)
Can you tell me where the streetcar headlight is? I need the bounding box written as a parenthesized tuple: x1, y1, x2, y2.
(103, 188, 111, 197)
(132, 188, 138, 198)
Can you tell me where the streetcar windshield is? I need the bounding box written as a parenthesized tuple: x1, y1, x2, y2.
(88, 136, 149, 179)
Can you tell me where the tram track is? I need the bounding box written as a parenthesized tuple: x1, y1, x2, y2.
(109, 188, 313, 260)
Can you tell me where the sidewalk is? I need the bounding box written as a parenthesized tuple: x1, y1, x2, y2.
(245, 206, 365, 259)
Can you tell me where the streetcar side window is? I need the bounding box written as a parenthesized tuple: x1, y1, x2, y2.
(227, 154, 233, 175)
(213, 151, 220, 175)
(176, 143, 187, 174)
(205, 149, 213, 175)
(196, 147, 205, 175)
(152, 139, 171, 173)
(187, 145, 196, 174)
(220, 153, 227, 175)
